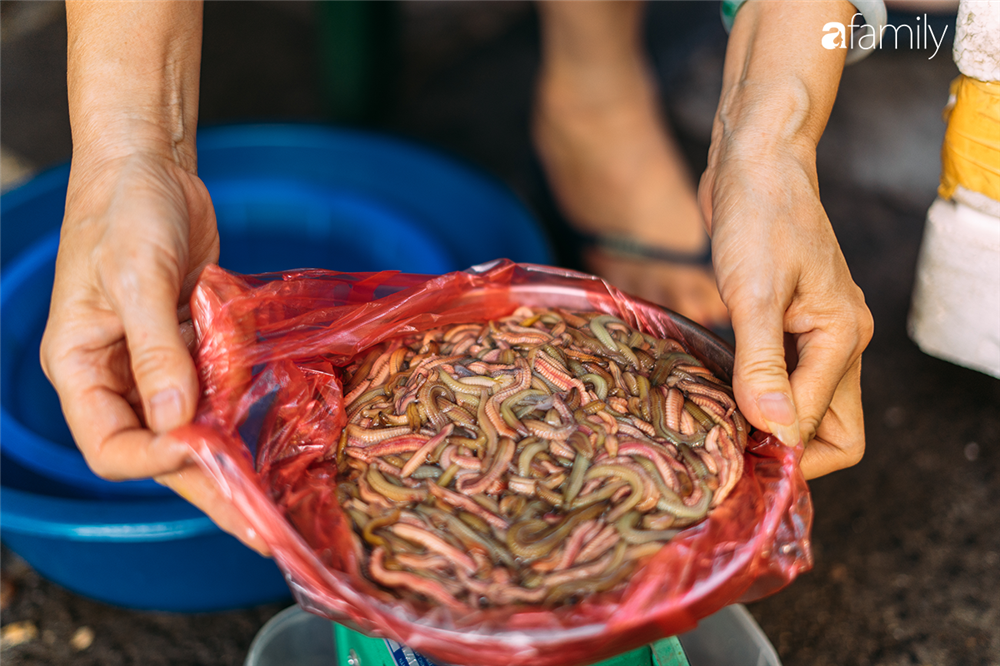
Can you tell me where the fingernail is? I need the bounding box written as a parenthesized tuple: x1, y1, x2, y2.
(769, 424, 802, 448)
(149, 388, 184, 433)
(758, 392, 799, 447)
(758, 392, 795, 424)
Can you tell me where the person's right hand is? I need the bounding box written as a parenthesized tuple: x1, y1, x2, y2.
(693, 0, 872, 480)
(699, 141, 873, 480)
(39, 150, 267, 554)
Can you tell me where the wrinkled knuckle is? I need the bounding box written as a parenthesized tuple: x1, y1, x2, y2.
(738, 354, 788, 386)
(800, 416, 821, 444)
(842, 286, 874, 340)
(842, 435, 866, 469)
(101, 249, 181, 308)
(38, 325, 72, 386)
(130, 345, 184, 385)
(857, 306, 875, 348)
(827, 300, 874, 355)
(100, 260, 141, 305)
(731, 277, 780, 310)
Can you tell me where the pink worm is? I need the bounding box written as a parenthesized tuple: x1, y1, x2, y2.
(577, 477, 604, 498)
(607, 397, 629, 414)
(457, 437, 516, 496)
(356, 474, 393, 511)
(543, 542, 618, 587)
(523, 419, 576, 441)
(346, 424, 412, 444)
(344, 435, 429, 461)
(534, 356, 587, 395)
(368, 548, 468, 612)
(664, 388, 684, 431)
(594, 409, 619, 435)
(451, 455, 484, 471)
(680, 409, 698, 435)
(680, 379, 737, 415)
(489, 584, 549, 605)
(492, 330, 551, 346)
(455, 569, 492, 596)
(484, 395, 520, 438)
(549, 440, 575, 459)
(343, 379, 372, 406)
(689, 394, 738, 441)
(400, 424, 453, 478)
(465, 361, 514, 375)
(575, 525, 620, 564)
(617, 441, 681, 493)
(439, 445, 482, 471)
(393, 552, 451, 572)
(531, 519, 602, 573)
(390, 523, 478, 574)
(427, 482, 509, 531)
(695, 447, 719, 476)
(710, 427, 744, 506)
(551, 394, 575, 424)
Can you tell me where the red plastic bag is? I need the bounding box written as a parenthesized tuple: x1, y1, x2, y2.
(179, 259, 812, 666)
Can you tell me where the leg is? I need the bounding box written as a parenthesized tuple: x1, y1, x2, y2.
(534, 0, 728, 327)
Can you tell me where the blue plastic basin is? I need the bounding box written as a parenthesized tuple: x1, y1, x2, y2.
(0, 124, 552, 610)
(0, 452, 292, 611)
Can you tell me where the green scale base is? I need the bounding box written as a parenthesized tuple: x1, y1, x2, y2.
(334, 623, 690, 666)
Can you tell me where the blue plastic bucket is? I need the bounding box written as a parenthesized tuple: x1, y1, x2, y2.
(0, 124, 552, 610)
(0, 124, 552, 497)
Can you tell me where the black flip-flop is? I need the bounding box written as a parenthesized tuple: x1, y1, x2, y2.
(526, 147, 733, 343)
(526, 150, 714, 271)
(576, 230, 713, 267)
(579, 230, 734, 345)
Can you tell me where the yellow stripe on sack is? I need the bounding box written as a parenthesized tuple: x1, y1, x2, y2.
(940, 75, 1000, 202)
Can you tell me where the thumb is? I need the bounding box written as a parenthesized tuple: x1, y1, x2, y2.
(113, 261, 200, 434)
(156, 461, 271, 557)
(730, 299, 801, 448)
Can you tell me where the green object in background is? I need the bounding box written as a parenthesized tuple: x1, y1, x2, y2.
(650, 637, 690, 666)
(315, 0, 399, 123)
(333, 623, 689, 666)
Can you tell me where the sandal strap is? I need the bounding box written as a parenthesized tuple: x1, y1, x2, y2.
(580, 232, 713, 267)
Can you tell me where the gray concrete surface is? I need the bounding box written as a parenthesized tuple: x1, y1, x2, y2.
(2, 2, 997, 665)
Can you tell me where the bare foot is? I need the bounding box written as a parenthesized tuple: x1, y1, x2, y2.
(533, 60, 729, 329)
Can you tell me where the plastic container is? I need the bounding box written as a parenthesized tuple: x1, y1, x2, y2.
(245, 604, 338, 666)
(0, 124, 552, 610)
(677, 604, 781, 666)
(244, 605, 781, 666)
(908, 196, 1000, 378)
(0, 123, 553, 497)
(0, 451, 292, 611)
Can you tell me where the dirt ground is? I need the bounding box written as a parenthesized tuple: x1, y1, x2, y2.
(2, 2, 997, 665)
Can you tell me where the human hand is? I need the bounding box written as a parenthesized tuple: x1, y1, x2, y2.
(39, 151, 267, 554)
(695, 0, 869, 479)
(50, 1, 267, 554)
(699, 143, 873, 479)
